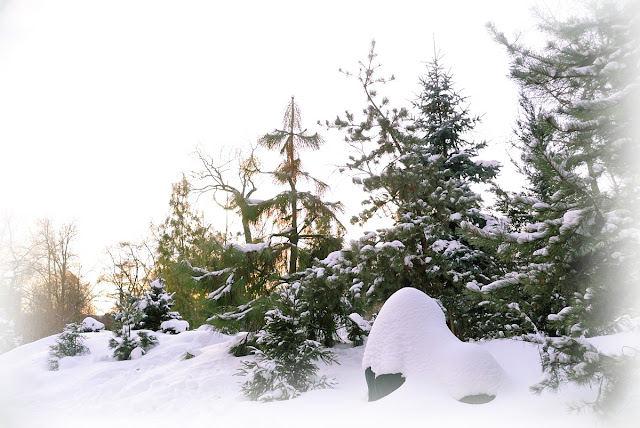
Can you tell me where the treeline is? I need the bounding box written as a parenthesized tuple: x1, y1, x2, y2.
(1, 0, 637, 414)
(0, 219, 95, 343)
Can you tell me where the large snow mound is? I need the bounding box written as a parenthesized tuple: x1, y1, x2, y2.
(363, 287, 505, 400)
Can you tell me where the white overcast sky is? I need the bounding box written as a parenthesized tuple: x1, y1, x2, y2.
(0, 0, 560, 289)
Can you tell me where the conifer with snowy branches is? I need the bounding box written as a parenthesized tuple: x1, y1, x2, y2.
(238, 282, 336, 401)
(109, 291, 158, 360)
(48, 323, 89, 370)
(137, 278, 181, 331)
(473, 1, 640, 413)
(329, 42, 504, 339)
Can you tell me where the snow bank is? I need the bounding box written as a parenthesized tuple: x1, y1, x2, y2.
(363, 287, 505, 400)
(0, 326, 638, 428)
(80, 317, 104, 332)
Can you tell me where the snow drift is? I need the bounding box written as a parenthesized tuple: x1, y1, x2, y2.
(363, 287, 504, 401)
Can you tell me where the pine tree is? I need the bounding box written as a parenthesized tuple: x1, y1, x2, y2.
(237, 282, 336, 401)
(109, 292, 158, 361)
(259, 96, 345, 275)
(329, 42, 503, 339)
(477, 1, 640, 413)
(137, 278, 181, 331)
(48, 323, 89, 370)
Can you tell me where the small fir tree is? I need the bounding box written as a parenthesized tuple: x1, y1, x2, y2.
(48, 323, 89, 370)
(137, 278, 181, 331)
(238, 283, 337, 401)
(109, 291, 158, 360)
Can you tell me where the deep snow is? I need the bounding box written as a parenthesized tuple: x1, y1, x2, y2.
(0, 325, 638, 428)
(363, 288, 504, 400)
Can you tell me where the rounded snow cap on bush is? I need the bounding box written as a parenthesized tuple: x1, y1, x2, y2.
(81, 317, 105, 332)
(161, 319, 189, 334)
(363, 287, 505, 400)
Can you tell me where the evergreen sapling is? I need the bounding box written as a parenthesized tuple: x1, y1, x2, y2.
(48, 323, 89, 370)
(238, 283, 337, 401)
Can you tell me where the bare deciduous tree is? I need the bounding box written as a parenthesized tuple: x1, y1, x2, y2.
(99, 240, 155, 304)
(14, 219, 94, 341)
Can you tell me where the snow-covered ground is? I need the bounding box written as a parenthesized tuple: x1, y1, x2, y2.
(0, 326, 638, 428)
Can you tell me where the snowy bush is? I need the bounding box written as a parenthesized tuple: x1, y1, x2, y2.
(80, 316, 105, 332)
(160, 319, 189, 334)
(238, 284, 337, 401)
(347, 313, 371, 347)
(109, 331, 158, 361)
(363, 287, 505, 401)
(48, 323, 89, 371)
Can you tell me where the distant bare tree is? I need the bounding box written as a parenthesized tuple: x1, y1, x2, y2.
(17, 219, 94, 341)
(99, 240, 155, 306)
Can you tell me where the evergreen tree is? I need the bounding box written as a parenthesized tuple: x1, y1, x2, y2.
(48, 323, 89, 370)
(109, 291, 158, 361)
(112, 291, 143, 336)
(155, 176, 222, 328)
(137, 278, 181, 331)
(202, 99, 345, 340)
(475, 1, 640, 413)
(259, 96, 345, 275)
(329, 42, 504, 339)
(237, 282, 336, 401)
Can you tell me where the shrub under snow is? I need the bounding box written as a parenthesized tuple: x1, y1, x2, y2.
(80, 317, 105, 332)
(161, 319, 189, 334)
(363, 287, 505, 401)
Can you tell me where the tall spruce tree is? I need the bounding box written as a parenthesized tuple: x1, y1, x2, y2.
(474, 1, 640, 413)
(330, 43, 503, 339)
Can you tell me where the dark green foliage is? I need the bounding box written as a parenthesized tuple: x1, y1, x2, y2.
(475, 0, 640, 413)
(203, 243, 282, 335)
(109, 331, 158, 361)
(137, 278, 181, 331)
(327, 43, 506, 339)
(154, 176, 223, 328)
(237, 283, 337, 401)
(48, 323, 89, 371)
